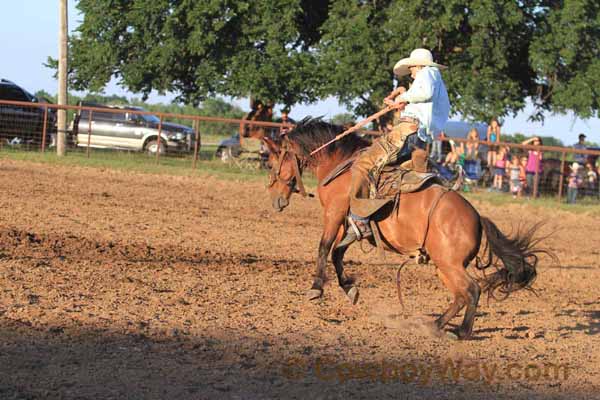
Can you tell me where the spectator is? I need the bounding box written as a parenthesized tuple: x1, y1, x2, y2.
(461, 128, 482, 180)
(508, 156, 522, 198)
(519, 156, 528, 197)
(585, 162, 598, 197)
(486, 117, 501, 170)
(597, 162, 600, 196)
(443, 139, 463, 169)
(567, 162, 583, 204)
(491, 146, 508, 192)
(522, 136, 543, 197)
(464, 128, 480, 161)
(276, 108, 295, 136)
(431, 131, 445, 163)
(239, 98, 261, 137)
(573, 133, 587, 164)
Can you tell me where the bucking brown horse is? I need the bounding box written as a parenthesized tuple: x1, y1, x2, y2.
(263, 118, 556, 340)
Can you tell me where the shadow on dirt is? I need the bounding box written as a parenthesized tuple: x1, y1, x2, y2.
(0, 321, 585, 400)
(557, 310, 600, 336)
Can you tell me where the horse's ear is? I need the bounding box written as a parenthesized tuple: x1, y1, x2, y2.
(262, 136, 280, 154)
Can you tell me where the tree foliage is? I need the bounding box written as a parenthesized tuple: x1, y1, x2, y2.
(330, 112, 356, 126)
(529, 0, 600, 119)
(61, 0, 326, 108)
(58, 0, 600, 122)
(319, 0, 536, 120)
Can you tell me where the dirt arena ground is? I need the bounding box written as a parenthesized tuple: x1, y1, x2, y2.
(0, 158, 598, 399)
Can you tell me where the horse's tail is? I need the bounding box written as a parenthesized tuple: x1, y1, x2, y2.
(475, 217, 558, 300)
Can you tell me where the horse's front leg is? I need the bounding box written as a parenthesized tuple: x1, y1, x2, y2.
(307, 210, 346, 300)
(332, 242, 359, 304)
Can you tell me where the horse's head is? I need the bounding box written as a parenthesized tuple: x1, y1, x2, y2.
(263, 136, 306, 212)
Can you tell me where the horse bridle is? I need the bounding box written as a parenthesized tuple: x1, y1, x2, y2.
(267, 143, 307, 197)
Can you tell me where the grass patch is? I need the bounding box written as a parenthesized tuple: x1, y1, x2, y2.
(1, 147, 597, 213)
(0, 146, 319, 187)
(463, 188, 600, 215)
(0, 146, 266, 182)
(201, 133, 233, 145)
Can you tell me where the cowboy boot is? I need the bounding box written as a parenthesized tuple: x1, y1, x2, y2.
(337, 214, 373, 248)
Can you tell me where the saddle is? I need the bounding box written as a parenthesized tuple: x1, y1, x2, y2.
(322, 148, 437, 190)
(321, 148, 442, 217)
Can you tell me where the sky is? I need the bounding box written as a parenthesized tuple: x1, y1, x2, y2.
(2, 0, 599, 145)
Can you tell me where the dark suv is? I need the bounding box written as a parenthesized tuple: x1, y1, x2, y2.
(0, 79, 56, 146)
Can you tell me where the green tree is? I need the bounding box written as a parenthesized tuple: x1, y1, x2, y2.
(529, 0, 600, 120)
(318, 0, 536, 121)
(330, 112, 356, 126)
(57, 0, 328, 109)
(52, 1, 600, 123)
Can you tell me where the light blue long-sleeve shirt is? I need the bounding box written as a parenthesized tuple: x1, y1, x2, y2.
(397, 66, 450, 142)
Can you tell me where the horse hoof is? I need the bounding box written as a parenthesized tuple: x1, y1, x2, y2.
(445, 331, 459, 341)
(307, 289, 323, 300)
(456, 329, 472, 340)
(421, 321, 445, 339)
(346, 286, 359, 305)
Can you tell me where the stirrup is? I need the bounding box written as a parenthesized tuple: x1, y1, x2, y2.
(348, 216, 371, 240)
(337, 215, 372, 248)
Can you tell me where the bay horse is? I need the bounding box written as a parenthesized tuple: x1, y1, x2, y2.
(264, 118, 555, 340)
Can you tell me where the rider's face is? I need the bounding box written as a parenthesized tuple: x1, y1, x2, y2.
(409, 65, 423, 79)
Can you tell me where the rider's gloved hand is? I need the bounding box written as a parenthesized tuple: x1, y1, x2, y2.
(384, 86, 406, 107)
(393, 102, 407, 111)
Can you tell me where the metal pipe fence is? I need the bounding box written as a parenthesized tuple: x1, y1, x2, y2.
(0, 99, 298, 168)
(437, 137, 600, 204)
(1, 99, 599, 205)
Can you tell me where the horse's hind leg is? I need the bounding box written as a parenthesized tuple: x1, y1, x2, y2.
(332, 243, 359, 304)
(434, 263, 480, 340)
(427, 267, 465, 337)
(457, 276, 480, 339)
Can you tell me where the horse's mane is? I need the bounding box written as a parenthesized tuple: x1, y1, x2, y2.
(286, 117, 370, 163)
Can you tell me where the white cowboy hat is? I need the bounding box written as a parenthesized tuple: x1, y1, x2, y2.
(393, 48, 447, 77)
(571, 162, 580, 170)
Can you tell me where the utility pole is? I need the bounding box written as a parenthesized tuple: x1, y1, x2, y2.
(57, 0, 68, 156)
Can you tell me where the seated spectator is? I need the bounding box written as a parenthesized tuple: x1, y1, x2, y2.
(567, 162, 583, 204)
(464, 128, 480, 161)
(573, 133, 587, 164)
(430, 131, 445, 163)
(443, 139, 463, 169)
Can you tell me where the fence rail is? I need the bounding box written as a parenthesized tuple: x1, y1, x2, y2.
(1, 99, 598, 205)
(437, 137, 600, 204)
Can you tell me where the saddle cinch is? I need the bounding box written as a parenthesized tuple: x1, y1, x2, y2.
(321, 148, 442, 214)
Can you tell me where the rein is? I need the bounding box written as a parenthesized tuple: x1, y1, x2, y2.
(268, 144, 307, 197)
